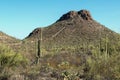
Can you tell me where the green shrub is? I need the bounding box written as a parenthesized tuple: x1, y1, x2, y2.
(0, 44, 28, 79)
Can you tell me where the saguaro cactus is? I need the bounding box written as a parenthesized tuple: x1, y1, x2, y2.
(35, 28, 42, 64)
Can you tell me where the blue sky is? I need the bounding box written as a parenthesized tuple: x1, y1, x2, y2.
(0, 0, 120, 39)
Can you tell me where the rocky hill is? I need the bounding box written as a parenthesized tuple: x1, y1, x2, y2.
(26, 10, 120, 51)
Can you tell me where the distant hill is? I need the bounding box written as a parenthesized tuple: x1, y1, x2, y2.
(0, 31, 20, 44)
(0, 31, 21, 52)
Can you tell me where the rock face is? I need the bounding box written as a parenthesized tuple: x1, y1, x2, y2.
(57, 10, 93, 21)
(57, 11, 78, 21)
(27, 28, 42, 38)
(78, 10, 93, 20)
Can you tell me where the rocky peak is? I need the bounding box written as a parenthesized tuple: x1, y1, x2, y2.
(57, 9, 93, 21)
(57, 11, 78, 21)
(78, 10, 93, 20)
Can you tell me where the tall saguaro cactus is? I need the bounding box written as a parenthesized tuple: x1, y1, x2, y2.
(36, 28, 42, 64)
(37, 39, 40, 58)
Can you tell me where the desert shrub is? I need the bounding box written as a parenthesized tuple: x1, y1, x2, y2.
(84, 52, 120, 80)
(0, 44, 28, 79)
(58, 61, 70, 70)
